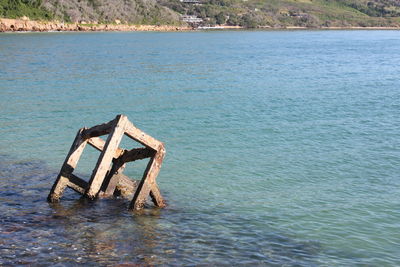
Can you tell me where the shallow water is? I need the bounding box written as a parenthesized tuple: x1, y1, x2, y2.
(0, 30, 399, 266)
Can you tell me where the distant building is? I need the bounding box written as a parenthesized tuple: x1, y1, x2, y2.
(180, 0, 201, 3)
(181, 15, 203, 24)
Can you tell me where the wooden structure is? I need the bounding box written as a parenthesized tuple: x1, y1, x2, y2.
(47, 115, 166, 210)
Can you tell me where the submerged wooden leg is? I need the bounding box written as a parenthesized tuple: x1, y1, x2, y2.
(48, 176, 70, 203)
(85, 115, 127, 199)
(129, 145, 165, 210)
(48, 128, 87, 202)
(149, 182, 166, 208)
(99, 160, 126, 197)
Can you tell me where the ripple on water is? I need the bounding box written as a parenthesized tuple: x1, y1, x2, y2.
(0, 155, 324, 266)
(1, 31, 400, 266)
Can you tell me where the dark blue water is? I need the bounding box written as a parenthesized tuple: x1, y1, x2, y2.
(0, 30, 399, 265)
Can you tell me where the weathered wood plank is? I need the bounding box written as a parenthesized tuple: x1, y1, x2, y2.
(129, 144, 165, 210)
(149, 182, 166, 208)
(124, 120, 162, 150)
(81, 117, 116, 139)
(48, 128, 87, 202)
(85, 115, 127, 199)
(99, 148, 153, 198)
(119, 147, 155, 163)
(66, 173, 88, 194)
(87, 136, 125, 158)
(100, 160, 126, 197)
(47, 176, 69, 203)
(62, 129, 88, 174)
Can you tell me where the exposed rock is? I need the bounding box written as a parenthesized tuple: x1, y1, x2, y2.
(0, 18, 193, 32)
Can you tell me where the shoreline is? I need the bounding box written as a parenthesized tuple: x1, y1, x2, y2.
(1, 18, 400, 33)
(0, 18, 193, 32)
(284, 25, 400, 30)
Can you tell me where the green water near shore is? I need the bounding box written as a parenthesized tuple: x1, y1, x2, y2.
(0, 31, 399, 265)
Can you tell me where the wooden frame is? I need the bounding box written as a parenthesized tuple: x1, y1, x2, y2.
(47, 114, 166, 210)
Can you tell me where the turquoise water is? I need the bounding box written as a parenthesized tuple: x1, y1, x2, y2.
(0, 30, 399, 265)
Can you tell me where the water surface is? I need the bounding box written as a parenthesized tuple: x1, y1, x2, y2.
(0, 30, 399, 265)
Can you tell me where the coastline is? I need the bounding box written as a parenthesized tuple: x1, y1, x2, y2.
(283, 25, 400, 30)
(0, 18, 193, 32)
(1, 18, 399, 32)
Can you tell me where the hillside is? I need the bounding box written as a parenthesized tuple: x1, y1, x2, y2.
(0, 0, 182, 25)
(1, 0, 400, 28)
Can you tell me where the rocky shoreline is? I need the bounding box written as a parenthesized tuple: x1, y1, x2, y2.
(0, 18, 193, 32)
(1, 18, 399, 33)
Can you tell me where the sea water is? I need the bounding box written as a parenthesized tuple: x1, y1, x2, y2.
(0, 30, 399, 265)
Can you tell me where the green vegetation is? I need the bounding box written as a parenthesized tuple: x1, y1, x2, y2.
(160, 0, 400, 27)
(0, 0, 53, 20)
(1, 0, 399, 27)
(40, 0, 183, 25)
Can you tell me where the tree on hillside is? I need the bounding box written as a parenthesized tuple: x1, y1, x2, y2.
(215, 11, 225, 24)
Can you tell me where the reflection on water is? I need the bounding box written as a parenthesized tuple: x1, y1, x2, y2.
(0, 154, 321, 265)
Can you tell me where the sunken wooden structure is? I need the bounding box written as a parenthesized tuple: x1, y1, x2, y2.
(47, 115, 166, 210)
